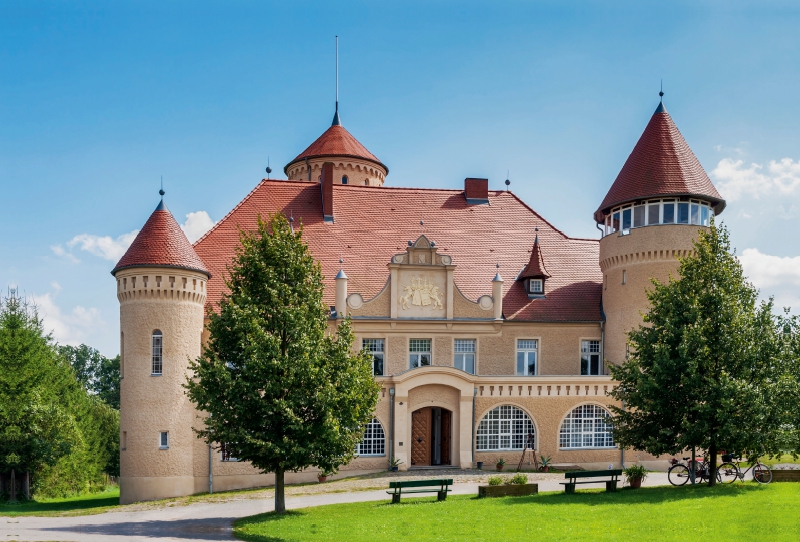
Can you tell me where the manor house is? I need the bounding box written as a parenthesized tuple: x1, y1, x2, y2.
(112, 99, 725, 504)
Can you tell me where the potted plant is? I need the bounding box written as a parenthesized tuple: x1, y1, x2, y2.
(476, 461, 483, 470)
(623, 464, 647, 489)
(388, 457, 403, 472)
(317, 470, 331, 483)
(539, 455, 552, 473)
(496, 458, 506, 471)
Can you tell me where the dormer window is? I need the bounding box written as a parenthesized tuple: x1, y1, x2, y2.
(528, 279, 543, 295)
(518, 234, 550, 299)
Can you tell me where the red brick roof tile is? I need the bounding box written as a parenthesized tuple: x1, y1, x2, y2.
(284, 125, 387, 174)
(594, 103, 725, 223)
(194, 181, 601, 323)
(112, 201, 210, 277)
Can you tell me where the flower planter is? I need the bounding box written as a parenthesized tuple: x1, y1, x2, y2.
(629, 477, 643, 489)
(390, 466, 399, 472)
(773, 470, 800, 482)
(541, 466, 549, 473)
(479, 484, 538, 498)
(496, 464, 504, 471)
(317, 476, 327, 483)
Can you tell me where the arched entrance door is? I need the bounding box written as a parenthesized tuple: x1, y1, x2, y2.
(410, 407, 452, 467)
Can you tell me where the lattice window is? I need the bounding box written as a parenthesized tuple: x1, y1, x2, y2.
(581, 340, 602, 375)
(409, 339, 431, 369)
(476, 405, 535, 451)
(559, 404, 616, 449)
(516, 339, 537, 376)
(152, 330, 163, 375)
(454, 339, 476, 374)
(356, 419, 386, 456)
(363, 339, 385, 376)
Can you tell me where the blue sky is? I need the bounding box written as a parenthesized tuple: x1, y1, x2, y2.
(2, 1, 799, 356)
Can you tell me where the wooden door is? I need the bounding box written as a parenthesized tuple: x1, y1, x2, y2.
(411, 408, 431, 466)
(441, 409, 451, 465)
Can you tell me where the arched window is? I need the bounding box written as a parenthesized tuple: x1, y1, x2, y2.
(152, 330, 163, 375)
(476, 405, 535, 451)
(341, 175, 348, 184)
(356, 419, 385, 456)
(559, 404, 615, 449)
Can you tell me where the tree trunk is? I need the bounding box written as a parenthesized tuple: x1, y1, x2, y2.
(707, 442, 718, 487)
(9, 469, 16, 503)
(274, 467, 286, 514)
(24, 472, 30, 501)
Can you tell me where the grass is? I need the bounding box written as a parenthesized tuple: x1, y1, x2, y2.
(0, 486, 120, 517)
(234, 483, 800, 542)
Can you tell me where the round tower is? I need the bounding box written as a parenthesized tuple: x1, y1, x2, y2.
(596, 100, 726, 367)
(112, 193, 210, 504)
(284, 107, 388, 186)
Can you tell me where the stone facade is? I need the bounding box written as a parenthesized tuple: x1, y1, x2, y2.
(286, 156, 386, 186)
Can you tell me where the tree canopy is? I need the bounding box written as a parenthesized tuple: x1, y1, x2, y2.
(59, 344, 120, 410)
(186, 214, 380, 513)
(608, 223, 787, 485)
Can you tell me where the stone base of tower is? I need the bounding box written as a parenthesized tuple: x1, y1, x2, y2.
(119, 476, 195, 505)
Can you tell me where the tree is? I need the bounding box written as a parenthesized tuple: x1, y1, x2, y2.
(58, 345, 120, 410)
(186, 214, 380, 513)
(608, 223, 784, 486)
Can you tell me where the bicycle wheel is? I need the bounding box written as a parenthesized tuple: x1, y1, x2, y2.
(753, 463, 772, 484)
(717, 463, 738, 484)
(668, 464, 691, 486)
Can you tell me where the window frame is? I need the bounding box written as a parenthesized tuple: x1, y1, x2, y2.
(516, 338, 539, 376)
(151, 330, 163, 376)
(159, 431, 169, 449)
(559, 404, 616, 450)
(528, 278, 543, 294)
(356, 418, 386, 457)
(409, 338, 432, 369)
(453, 338, 476, 374)
(580, 339, 602, 375)
(476, 405, 536, 451)
(220, 442, 240, 462)
(362, 338, 385, 376)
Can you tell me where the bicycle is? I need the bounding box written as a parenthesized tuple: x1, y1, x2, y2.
(668, 456, 720, 486)
(717, 453, 772, 484)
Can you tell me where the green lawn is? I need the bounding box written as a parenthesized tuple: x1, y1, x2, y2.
(234, 483, 800, 542)
(0, 486, 120, 517)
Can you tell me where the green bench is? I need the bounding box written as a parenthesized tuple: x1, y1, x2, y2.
(387, 478, 453, 504)
(561, 470, 622, 494)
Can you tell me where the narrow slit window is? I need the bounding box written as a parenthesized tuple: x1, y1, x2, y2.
(159, 431, 169, 449)
(152, 330, 163, 375)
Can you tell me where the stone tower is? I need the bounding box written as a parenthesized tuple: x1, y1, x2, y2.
(596, 101, 726, 367)
(284, 107, 388, 186)
(112, 194, 210, 505)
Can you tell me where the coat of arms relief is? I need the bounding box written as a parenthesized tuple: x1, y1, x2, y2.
(399, 277, 444, 310)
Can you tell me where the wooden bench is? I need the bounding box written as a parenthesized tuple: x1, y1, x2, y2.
(560, 470, 622, 494)
(387, 479, 453, 504)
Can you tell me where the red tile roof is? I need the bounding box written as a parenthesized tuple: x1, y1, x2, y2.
(284, 125, 388, 174)
(594, 103, 725, 223)
(194, 181, 601, 323)
(112, 201, 210, 277)
(518, 236, 550, 279)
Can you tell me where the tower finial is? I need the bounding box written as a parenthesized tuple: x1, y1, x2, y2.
(266, 157, 272, 179)
(505, 170, 510, 191)
(159, 175, 164, 197)
(659, 79, 664, 102)
(332, 36, 341, 126)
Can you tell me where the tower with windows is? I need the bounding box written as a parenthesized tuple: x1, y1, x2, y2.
(112, 193, 210, 505)
(596, 100, 726, 366)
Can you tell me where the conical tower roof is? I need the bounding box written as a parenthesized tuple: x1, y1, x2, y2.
(594, 102, 725, 223)
(111, 198, 210, 277)
(518, 236, 550, 280)
(284, 123, 388, 175)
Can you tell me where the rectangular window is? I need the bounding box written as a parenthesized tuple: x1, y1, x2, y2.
(409, 339, 431, 369)
(690, 203, 700, 225)
(633, 205, 645, 228)
(122, 431, 127, 450)
(622, 270, 627, 285)
(701, 205, 709, 226)
(152, 332, 163, 375)
(647, 203, 660, 225)
(454, 339, 476, 374)
(621, 208, 632, 230)
(159, 431, 169, 449)
(612, 212, 620, 233)
(663, 202, 675, 223)
(516, 339, 538, 376)
(678, 202, 690, 224)
(363, 339, 385, 376)
(120, 332, 124, 378)
(581, 340, 602, 375)
(528, 279, 543, 294)
(220, 442, 239, 462)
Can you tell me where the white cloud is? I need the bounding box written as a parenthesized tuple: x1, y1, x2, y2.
(713, 157, 800, 201)
(181, 211, 216, 243)
(50, 244, 80, 263)
(64, 230, 140, 261)
(739, 248, 800, 310)
(31, 289, 104, 347)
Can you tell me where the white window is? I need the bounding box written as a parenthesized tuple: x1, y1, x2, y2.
(559, 404, 615, 449)
(581, 340, 602, 375)
(220, 442, 239, 462)
(516, 339, 537, 376)
(622, 270, 627, 285)
(152, 330, 163, 375)
(476, 405, 535, 451)
(528, 279, 543, 294)
(159, 431, 169, 449)
(454, 339, 476, 374)
(363, 339, 385, 376)
(409, 339, 431, 369)
(356, 419, 385, 456)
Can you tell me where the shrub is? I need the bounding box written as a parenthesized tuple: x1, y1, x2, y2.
(506, 473, 528, 485)
(623, 464, 648, 483)
(487, 476, 503, 486)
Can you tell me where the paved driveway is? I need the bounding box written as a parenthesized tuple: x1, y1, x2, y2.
(1, 473, 671, 541)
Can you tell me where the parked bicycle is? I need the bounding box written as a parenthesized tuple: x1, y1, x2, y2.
(717, 453, 772, 484)
(668, 456, 720, 486)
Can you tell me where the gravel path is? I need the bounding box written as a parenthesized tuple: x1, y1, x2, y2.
(0, 471, 670, 542)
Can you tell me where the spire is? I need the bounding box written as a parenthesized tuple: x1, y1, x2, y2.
(332, 36, 341, 126)
(518, 233, 550, 280)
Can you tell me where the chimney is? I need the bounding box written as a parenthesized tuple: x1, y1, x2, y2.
(335, 269, 348, 318)
(492, 271, 504, 320)
(321, 162, 334, 222)
(464, 178, 489, 204)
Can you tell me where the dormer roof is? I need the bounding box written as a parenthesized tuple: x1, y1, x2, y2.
(518, 236, 550, 280)
(594, 102, 725, 223)
(284, 124, 388, 174)
(111, 199, 210, 277)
